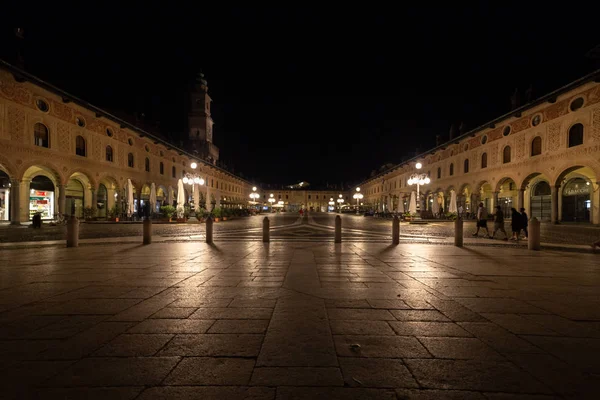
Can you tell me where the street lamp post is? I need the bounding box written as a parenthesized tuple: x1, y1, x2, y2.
(182, 162, 205, 221)
(336, 194, 344, 213)
(268, 193, 275, 212)
(353, 187, 363, 215)
(407, 162, 430, 214)
(328, 197, 335, 212)
(249, 186, 260, 212)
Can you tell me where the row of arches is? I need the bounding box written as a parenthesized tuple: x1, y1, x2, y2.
(374, 165, 598, 224)
(0, 162, 247, 223)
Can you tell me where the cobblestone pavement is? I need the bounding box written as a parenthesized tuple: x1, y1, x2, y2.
(2, 213, 599, 247)
(1, 242, 599, 399)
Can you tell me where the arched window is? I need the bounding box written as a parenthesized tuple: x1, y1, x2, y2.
(172, 166, 176, 178)
(503, 146, 511, 163)
(531, 136, 542, 156)
(34, 123, 49, 148)
(481, 152, 488, 168)
(464, 159, 469, 173)
(75, 135, 86, 157)
(105, 145, 113, 162)
(145, 157, 150, 172)
(568, 123, 584, 147)
(437, 167, 441, 179)
(449, 163, 454, 176)
(128, 153, 134, 168)
(160, 162, 164, 175)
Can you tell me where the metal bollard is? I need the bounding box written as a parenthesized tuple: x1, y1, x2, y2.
(263, 216, 270, 243)
(392, 215, 400, 245)
(66, 216, 79, 248)
(528, 217, 540, 251)
(143, 218, 152, 245)
(206, 216, 213, 244)
(454, 217, 463, 247)
(335, 215, 342, 243)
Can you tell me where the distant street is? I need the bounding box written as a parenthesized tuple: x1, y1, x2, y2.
(1, 213, 599, 246)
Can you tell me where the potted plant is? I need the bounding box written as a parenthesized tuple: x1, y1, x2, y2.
(222, 208, 230, 221)
(83, 206, 97, 221)
(160, 205, 176, 222)
(212, 207, 223, 222)
(108, 203, 121, 222)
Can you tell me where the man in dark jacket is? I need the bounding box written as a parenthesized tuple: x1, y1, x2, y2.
(520, 208, 529, 239)
(491, 206, 508, 240)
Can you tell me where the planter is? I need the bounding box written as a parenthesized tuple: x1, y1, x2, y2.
(109, 217, 119, 222)
(222, 217, 228, 221)
(214, 218, 221, 222)
(161, 218, 172, 223)
(176, 218, 187, 223)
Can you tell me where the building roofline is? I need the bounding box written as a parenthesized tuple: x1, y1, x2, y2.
(0, 59, 252, 185)
(358, 68, 600, 187)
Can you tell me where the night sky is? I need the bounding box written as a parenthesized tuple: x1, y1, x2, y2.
(2, 4, 599, 187)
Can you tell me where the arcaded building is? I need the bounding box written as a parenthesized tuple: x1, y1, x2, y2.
(358, 69, 600, 224)
(0, 61, 253, 224)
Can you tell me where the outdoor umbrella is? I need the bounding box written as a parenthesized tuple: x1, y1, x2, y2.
(431, 195, 440, 215)
(449, 190, 458, 213)
(176, 179, 185, 218)
(397, 196, 405, 213)
(409, 191, 417, 214)
(126, 179, 134, 218)
(149, 183, 157, 213)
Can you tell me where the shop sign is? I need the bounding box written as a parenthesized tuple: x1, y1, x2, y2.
(564, 187, 590, 196)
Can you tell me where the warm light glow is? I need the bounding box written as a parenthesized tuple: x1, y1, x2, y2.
(416, 162, 422, 169)
(356, 187, 361, 192)
(270, 193, 274, 198)
(425, 177, 431, 184)
(330, 198, 333, 201)
(252, 186, 257, 191)
(194, 177, 200, 184)
(191, 162, 197, 169)
(182, 177, 189, 184)
(199, 178, 205, 185)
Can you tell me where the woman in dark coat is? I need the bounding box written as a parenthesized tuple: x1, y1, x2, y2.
(510, 208, 522, 241)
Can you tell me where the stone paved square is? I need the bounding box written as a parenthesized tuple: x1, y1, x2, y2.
(1, 241, 599, 399)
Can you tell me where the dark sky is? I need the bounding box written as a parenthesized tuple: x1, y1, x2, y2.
(3, 4, 599, 186)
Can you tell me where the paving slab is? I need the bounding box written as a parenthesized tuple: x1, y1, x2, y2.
(1, 241, 598, 398)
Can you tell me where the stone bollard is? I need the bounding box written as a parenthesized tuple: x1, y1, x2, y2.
(335, 215, 342, 243)
(66, 216, 79, 248)
(454, 217, 463, 247)
(392, 215, 400, 245)
(263, 216, 270, 243)
(528, 217, 540, 251)
(143, 218, 152, 245)
(206, 216, 213, 244)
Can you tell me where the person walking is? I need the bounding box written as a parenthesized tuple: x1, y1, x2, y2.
(510, 208, 522, 241)
(520, 207, 529, 239)
(491, 205, 509, 240)
(472, 202, 490, 237)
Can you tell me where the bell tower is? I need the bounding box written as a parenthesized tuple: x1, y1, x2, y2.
(187, 72, 219, 164)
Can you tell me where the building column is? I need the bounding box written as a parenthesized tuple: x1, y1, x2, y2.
(91, 189, 97, 216)
(107, 187, 115, 211)
(58, 185, 66, 216)
(517, 189, 525, 210)
(551, 185, 559, 224)
(216, 190, 221, 208)
(193, 184, 200, 211)
(592, 181, 600, 225)
(19, 179, 31, 222)
(9, 179, 20, 225)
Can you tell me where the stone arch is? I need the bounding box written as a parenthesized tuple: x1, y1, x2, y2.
(18, 159, 63, 183)
(553, 163, 599, 188)
(66, 169, 96, 190)
(495, 176, 517, 193)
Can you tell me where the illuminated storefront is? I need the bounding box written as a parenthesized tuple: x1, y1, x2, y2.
(29, 190, 54, 220)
